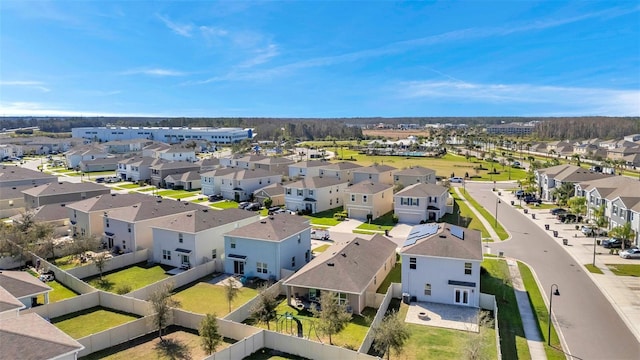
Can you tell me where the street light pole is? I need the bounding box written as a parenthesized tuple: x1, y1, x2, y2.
(548, 284, 559, 346)
(593, 231, 597, 266)
(495, 198, 500, 227)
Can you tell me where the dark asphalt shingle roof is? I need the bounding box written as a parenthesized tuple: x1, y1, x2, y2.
(346, 181, 393, 194)
(394, 183, 448, 197)
(401, 223, 482, 260)
(225, 213, 310, 241)
(0, 166, 57, 185)
(151, 208, 258, 233)
(21, 182, 111, 197)
(394, 166, 436, 176)
(287, 176, 348, 189)
(0, 271, 52, 299)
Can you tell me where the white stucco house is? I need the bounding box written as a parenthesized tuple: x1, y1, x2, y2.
(284, 176, 349, 214)
(394, 183, 452, 224)
(151, 208, 259, 270)
(218, 168, 282, 202)
(318, 161, 362, 183)
(400, 223, 482, 307)
(287, 160, 326, 179)
(223, 214, 312, 281)
(344, 181, 394, 221)
(393, 166, 437, 187)
(200, 168, 238, 196)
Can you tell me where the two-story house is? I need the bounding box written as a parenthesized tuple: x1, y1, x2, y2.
(116, 156, 166, 182)
(217, 168, 282, 202)
(535, 164, 613, 201)
(392, 166, 437, 187)
(151, 208, 259, 269)
(318, 162, 362, 183)
(200, 167, 238, 196)
(22, 181, 111, 209)
(224, 214, 311, 281)
(400, 223, 482, 307)
(287, 160, 326, 179)
(164, 171, 202, 191)
(344, 181, 394, 220)
(64, 145, 109, 169)
(150, 161, 200, 187)
(253, 156, 295, 176)
(284, 176, 349, 214)
(394, 183, 451, 224)
(352, 164, 397, 185)
(0, 166, 57, 189)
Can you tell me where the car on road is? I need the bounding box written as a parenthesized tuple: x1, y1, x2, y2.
(619, 248, 640, 259)
(95, 177, 105, 183)
(550, 208, 567, 216)
(449, 177, 464, 183)
(581, 226, 607, 236)
(602, 238, 632, 249)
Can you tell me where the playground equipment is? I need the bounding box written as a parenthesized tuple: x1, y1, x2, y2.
(276, 312, 303, 338)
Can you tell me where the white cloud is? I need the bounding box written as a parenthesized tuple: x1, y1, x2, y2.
(398, 80, 640, 116)
(238, 44, 279, 68)
(0, 80, 50, 92)
(199, 25, 228, 39)
(0, 101, 157, 117)
(121, 68, 186, 77)
(156, 14, 193, 37)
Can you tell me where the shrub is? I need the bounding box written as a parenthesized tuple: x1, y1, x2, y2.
(116, 284, 132, 295)
(392, 214, 399, 224)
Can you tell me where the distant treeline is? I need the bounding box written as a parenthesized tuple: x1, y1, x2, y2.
(533, 117, 640, 140)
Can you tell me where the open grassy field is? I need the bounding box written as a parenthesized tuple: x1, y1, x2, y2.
(82, 326, 236, 360)
(87, 263, 171, 292)
(172, 278, 259, 316)
(52, 306, 140, 339)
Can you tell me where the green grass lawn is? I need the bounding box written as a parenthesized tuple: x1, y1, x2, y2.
(52, 306, 140, 338)
(441, 192, 490, 240)
(210, 200, 240, 209)
(172, 279, 259, 316)
(480, 258, 530, 360)
(246, 298, 376, 350)
(190, 197, 208, 203)
(605, 264, 640, 277)
(462, 191, 509, 240)
(137, 187, 157, 192)
(46, 280, 79, 302)
(117, 183, 144, 189)
(518, 262, 565, 360)
(156, 189, 199, 199)
(356, 211, 396, 231)
(54, 254, 82, 270)
(87, 263, 171, 292)
(312, 244, 331, 253)
(305, 207, 344, 227)
(527, 203, 557, 210)
(376, 260, 401, 293)
(352, 229, 377, 235)
(245, 348, 310, 360)
(584, 264, 604, 274)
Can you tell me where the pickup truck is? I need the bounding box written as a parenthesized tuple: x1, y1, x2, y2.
(311, 229, 330, 240)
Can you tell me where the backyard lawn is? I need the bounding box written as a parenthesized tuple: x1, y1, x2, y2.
(245, 348, 310, 360)
(172, 279, 259, 316)
(605, 264, 640, 277)
(45, 280, 78, 303)
(376, 260, 401, 293)
(211, 200, 240, 209)
(87, 263, 171, 292)
(52, 306, 140, 339)
(82, 326, 236, 360)
(441, 192, 490, 240)
(54, 254, 82, 270)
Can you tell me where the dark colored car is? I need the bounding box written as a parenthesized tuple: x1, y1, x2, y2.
(602, 238, 632, 249)
(550, 208, 567, 216)
(245, 203, 261, 211)
(524, 196, 542, 204)
(208, 194, 223, 202)
(558, 213, 583, 223)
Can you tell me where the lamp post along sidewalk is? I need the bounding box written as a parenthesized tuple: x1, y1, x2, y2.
(548, 284, 560, 346)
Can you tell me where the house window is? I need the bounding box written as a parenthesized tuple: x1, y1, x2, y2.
(230, 240, 236, 249)
(297, 189, 303, 196)
(291, 256, 296, 267)
(178, 233, 183, 243)
(128, 224, 132, 233)
(257, 262, 267, 273)
(363, 195, 368, 203)
(374, 276, 377, 285)
(309, 190, 314, 196)
(330, 199, 333, 206)
(424, 283, 432, 296)
(122, 240, 126, 250)
(105, 218, 110, 227)
(336, 292, 348, 305)
(211, 249, 217, 259)
(351, 194, 355, 202)
(162, 250, 172, 260)
(298, 235, 301, 244)
(409, 257, 417, 270)
(464, 262, 472, 275)
(286, 188, 291, 195)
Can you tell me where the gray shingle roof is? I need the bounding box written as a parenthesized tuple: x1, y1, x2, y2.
(394, 166, 436, 176)
(0, 166, 57, 185)
(0, 286, 24, 313)
(284, 234, 396, 294)
(0, 271, 52, 299)
(346, 181, 393, 194)
(150, 161, 200, 170)
(21, 181, 111, 197)
(253, 182, 285, 197)
(289, 160, 326, 168)
(11, 204, 69, 222)
(165, 170, 202, 183)
(225, 213, 310, 241)
(151, 208, 258, 233)
(320, 161, 362, 171)
(394, 183, 448, 197)
(352, 164, 397, 174)
(217, 168, 280, 180)
(401, 224, 482, 260)
(105, 199, 206, 222)
(0, 184, 32, 200)
(287, 176, 348, 189)
(66, 193, 155, 212)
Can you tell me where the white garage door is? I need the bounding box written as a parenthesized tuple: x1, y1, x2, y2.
(348, 208, 370, 221)
(398, 212, 424, 225)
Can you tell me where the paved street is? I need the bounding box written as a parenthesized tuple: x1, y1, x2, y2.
(465, 181, 640, 360)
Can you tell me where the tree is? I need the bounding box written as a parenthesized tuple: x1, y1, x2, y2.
(93, 253, 109, 281)
(465, 311, 494, 360)
(552, 182, 576, 206)
(372, 310, 410, 360)
(224, 278, 239, 313)
(593, 204, 608, 230)
(609, 221, 635, 250)
(199, 313, 222, 355)
(249, 284, 279, 330)
(567, 196, 587, 218)
(263, 197, 273, 209)
(31, 222, 55, 260)
(149, 282, 180, 341)
(310, 291, 352, 345)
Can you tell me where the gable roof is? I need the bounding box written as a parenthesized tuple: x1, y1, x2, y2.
(287, 176, 348, 189)
(164, 170, 202, 183)
(0, 184, 33, 200)
(200, 167, 239, 178)
(320, 161, 362, 171)
(395, 183, 448, 197)
(151, 208, 258, 233)
(0, 286, 24, 313)
(225, 213, 310, 242)
(217, 168, 280, 180)
(66, 193, 154, 213)
(21, 181, 111, 197)
(537, 164, 613, 183)
(0, 271, 52, 299)
(0, 166, 57, 185)
(394, 166, 436, 176)
(150, 161, 200, 171)
(284, 234, 396, 294)
(11, 204, 69, 223)
(289, 160, 326, 168)
(105, 200, 205, 222)
(401, 223, 482, 260)
(253, 156, 294, 165)
(253, 182, 286, 197)
(346, 181, 393, 194)
(0, 313, 84, 359)
(353, 164, 397, 174)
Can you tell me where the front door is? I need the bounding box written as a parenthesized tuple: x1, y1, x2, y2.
(234, 261, 245, 275)
(454, 288, 470, 305)
(107, 237, 114, 249)
(181, 254, 190, 266)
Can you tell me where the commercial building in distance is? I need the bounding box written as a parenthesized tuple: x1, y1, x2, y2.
(71, 126, 254, 144)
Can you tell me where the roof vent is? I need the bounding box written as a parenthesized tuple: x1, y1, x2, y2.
(327, 262, 335, 267)
(439, 235, 446, 238)
(269, 216, 274, 220)
(355, 241, 360, 245)
(133, 205, 138, 208)
(187, 214, 193, 217)
(61, 204, 66, 207)
(202, 209, 208, 212)
(260, 220, 267, 224)
(156, 199, 162, 203)
(341, 253, 346, 257)
(12, 187, 16, 190)
(111, 193, 117, 196)
(59, 182, 63, 185)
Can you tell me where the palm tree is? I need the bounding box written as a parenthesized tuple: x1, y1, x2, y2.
(609, 221, 635, 250)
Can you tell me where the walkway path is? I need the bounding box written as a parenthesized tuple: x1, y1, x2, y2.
(455, 186, 547, 359)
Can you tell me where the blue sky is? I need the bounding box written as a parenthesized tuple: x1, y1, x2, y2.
(1, 1, 639, 117)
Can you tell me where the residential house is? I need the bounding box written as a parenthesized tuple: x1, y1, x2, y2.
(198, 157, 221, 172)
(344, 182, 394, 220)
(153, 145, 196, 162)
(79, 157, 120, 173)
(393, 166, 437, 187)
(164, 170, 202, 190)
(150, 161, 200, 187)
(0, 271, 52, 309)
(18, 137, 74, 155)
(103, 138, 151, 153)
(142, 142, 172, 157)
(102, 199, 203, 252)
(151, 208, 259, 269)
(394, 183, 451, 224)
(253, 156, 295, 176)
(64, 145, 109, 169)
(535, 164, 613, 201)
(400, 223, 482, 307)
(287, 160, 326, 179)
(284, 176, 349, 214)
(0, 184, 30, 218)
(234, 154, 268, 169)
(0, 286, 24, 319)
(318, 162, 362, 183)
(606, 146, 640, 162)
(352, 164, 397, 185)
(10, 203, 71, 237)
(200, 167, 238, 196)
(66, 193, 155, 238)
(253, 183, 286, 206)
(224, 214, 311, 281)
(218, 168, 281, 202)
(283, 234, 396, 315)
(0, 144, 23, 159)
(546, 140, 574, 155)
(22, 181, 111, 209)
(572, 143, 600, 157)
(116, 157, 165, 182)
(0, 166, 57, 189)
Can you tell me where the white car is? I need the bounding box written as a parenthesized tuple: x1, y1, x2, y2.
(619, 248, 640, 259)
(449, 177, 464, 183)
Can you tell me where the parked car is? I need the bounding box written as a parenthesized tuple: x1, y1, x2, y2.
(581, 226, 607, 236)
(619, 248, 640, 259)
(95, 177, 105, 183)
(449, 177, 464, 183)
(238, 201, 250, 209)
(602, 238, 632, 249)
(104, 176, 120, 183)
(245, 203, 261, 211)
(208, 194, 223, 202)
(558, 213, 583, 223)
(550, 208, 567, 216)
(524, 196, 542, 205)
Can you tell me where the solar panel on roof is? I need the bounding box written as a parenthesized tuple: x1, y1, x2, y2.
(450, 225, 465, 240)
(403, 223, 439, 247)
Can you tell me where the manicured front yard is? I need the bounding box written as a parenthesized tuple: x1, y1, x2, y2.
(156, 189, 199, 199)
(305, 207, 344, 227)
(356, 211, 396, 231)
(210, 200, 240, 209)
(52, 306, 140, 339)
(605, 264, 640, 277)
(172, 279, 259, 316)
(584, 264, 604, 274)
(117, 183, 144, 189)
(87, 263, 171, 292)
